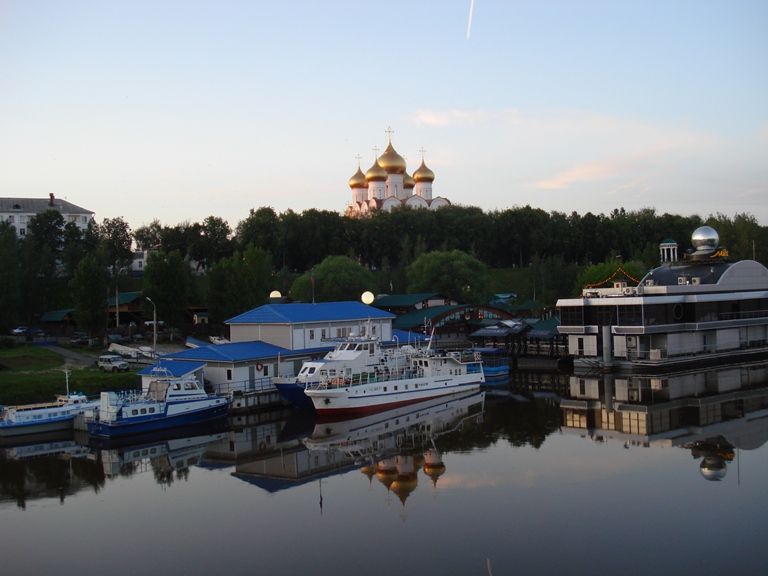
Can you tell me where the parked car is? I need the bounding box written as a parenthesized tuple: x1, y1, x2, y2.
(98, 355, 130, 373)
(71, 332, 89, 346)
(26, 329, 46, 341)
(11, 326, 28, 335)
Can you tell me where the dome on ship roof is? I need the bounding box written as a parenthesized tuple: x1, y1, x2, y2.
(365, 159, 387, 182)
(413, 159, 435, 183)
(348, 166, 366, 189)
(692, 226, 719, 251)
(377, 142, 407, 175)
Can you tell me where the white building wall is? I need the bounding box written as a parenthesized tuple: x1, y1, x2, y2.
(716, 328, 740, 351)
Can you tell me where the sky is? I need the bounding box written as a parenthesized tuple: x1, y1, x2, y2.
(1, 0, 766, 233)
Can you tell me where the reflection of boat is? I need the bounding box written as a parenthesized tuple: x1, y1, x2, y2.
(94, 429, 227, 478)
(473, 347, 509, 381)
(557, 226, 768, 372)
(560, 363, 768, 450)
(0, 393, 99, 438)
(305, 347, 484, 416)
(2, 435, 87, 460)
(304, 391, 486, 459)
(273, 324, 416, 407)
(87, 369, 230, 438)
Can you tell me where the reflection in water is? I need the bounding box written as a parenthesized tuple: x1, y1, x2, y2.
(0, 422, 228, 508)
(559, 362, 768, 480)
(219, 392, 487, 508)
(304, 391, 486, 508)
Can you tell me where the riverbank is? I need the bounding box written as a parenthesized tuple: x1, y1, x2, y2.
(0, 346, 136, 405)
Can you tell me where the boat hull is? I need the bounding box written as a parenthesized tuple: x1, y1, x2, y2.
(88, 403, 229, 438)
(274, 381, 315, 408)
(306, 374, 483, 417)
(0, 417, 75, 438)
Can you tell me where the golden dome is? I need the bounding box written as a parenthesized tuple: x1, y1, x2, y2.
(348, 166, 366, 189)
(365, 158, 387, 182)
(413, 159, 435, 183)
(377, 142, 407, 175)
(403, 171, 415, 189)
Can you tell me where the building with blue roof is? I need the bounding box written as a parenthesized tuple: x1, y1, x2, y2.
(225, 301, 395, 349)
(158, 340, 334, 397)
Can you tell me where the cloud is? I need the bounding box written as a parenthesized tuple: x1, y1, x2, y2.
(412, 108, 522, 127)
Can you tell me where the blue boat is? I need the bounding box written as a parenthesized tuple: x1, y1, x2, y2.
(88, 369, 230, 438)
(472, 347, 509, 382)
(1, 393, 99, 438)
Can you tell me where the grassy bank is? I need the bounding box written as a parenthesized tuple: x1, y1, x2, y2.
(0, 346, 138, 405)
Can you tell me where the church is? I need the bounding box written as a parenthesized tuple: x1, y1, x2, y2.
(345, 129, 451, 217)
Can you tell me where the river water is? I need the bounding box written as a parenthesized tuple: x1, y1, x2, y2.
(2, 364, 767, 576)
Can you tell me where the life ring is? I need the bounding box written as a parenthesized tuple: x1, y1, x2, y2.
(259, 442, 266, 451)
(256, 362, 264, 372)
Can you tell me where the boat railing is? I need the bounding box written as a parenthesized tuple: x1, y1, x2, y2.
(211, 376, 276, 399)
(313, 366, 424, 390)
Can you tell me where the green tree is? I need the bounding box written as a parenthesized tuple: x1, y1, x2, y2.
(133, 219, 163, 251)
(206, 245, 273, 323)
(189, 216, 233, 270)
(0, 221, 21, 331)
(406, 250, 493, 303)
(289, 255, 374, 303)
(142, 250, 191, 335)
(573, 260, 648, 296)
(70, 254, 109, 337)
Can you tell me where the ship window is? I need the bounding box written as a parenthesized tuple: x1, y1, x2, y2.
(227, 370, 232, 380)
(309, 329, 315, 340)
(618, 305, 642, 326)
(149, 407, 155, 413)
(132, 409, 138, 415)
(184, 382, 194, 390)
(173, 383, 181, 390)
(140, 408, 147, 414)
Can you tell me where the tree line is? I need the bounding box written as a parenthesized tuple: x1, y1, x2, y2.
(1, 204, 765, 335)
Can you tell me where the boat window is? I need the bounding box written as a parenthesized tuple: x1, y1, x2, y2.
(184, 381, 195, 390)
(132, 409, 138, 415)
(173, 383, 181, 390)
(307, 367, 316, 375)
(149, 407, 155, 413)
(140, 408, 147, 414)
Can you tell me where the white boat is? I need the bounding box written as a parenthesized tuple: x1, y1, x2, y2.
(0, 393, 99, 438)
(304, 345, 485, 416)
(557, 226, 768, 373)
(87, 368, 230, 438)
(273, 324, 417, 407)
(304, 390, 486, 458)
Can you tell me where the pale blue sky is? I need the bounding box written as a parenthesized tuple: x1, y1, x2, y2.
(1, 0, 766, 231)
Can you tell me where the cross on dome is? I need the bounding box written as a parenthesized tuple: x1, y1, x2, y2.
(385, 126, 394, 142)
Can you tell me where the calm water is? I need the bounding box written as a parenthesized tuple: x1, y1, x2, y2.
(2, 364, 767, 576)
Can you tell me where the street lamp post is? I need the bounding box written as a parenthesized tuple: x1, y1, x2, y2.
(146, 297, 157, 354)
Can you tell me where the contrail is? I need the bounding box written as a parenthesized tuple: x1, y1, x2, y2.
(467, 0, 475, 40)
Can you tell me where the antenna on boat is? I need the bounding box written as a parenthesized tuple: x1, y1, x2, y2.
(63, 369, 71, 395)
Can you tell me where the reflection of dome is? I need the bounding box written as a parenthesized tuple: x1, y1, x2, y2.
(423, 449, 445, 486)
(376, 458, 398, 489)
(377, 142, 407, 174)
(700, 457, 727, 481)
(365, 159, 387, 182)
(348, 166, 366, 188)
(360, 465, 375, 482)
(391, 473, 418, 505)
(692, 226, 719, 251)
(413, 159, 435, 183)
